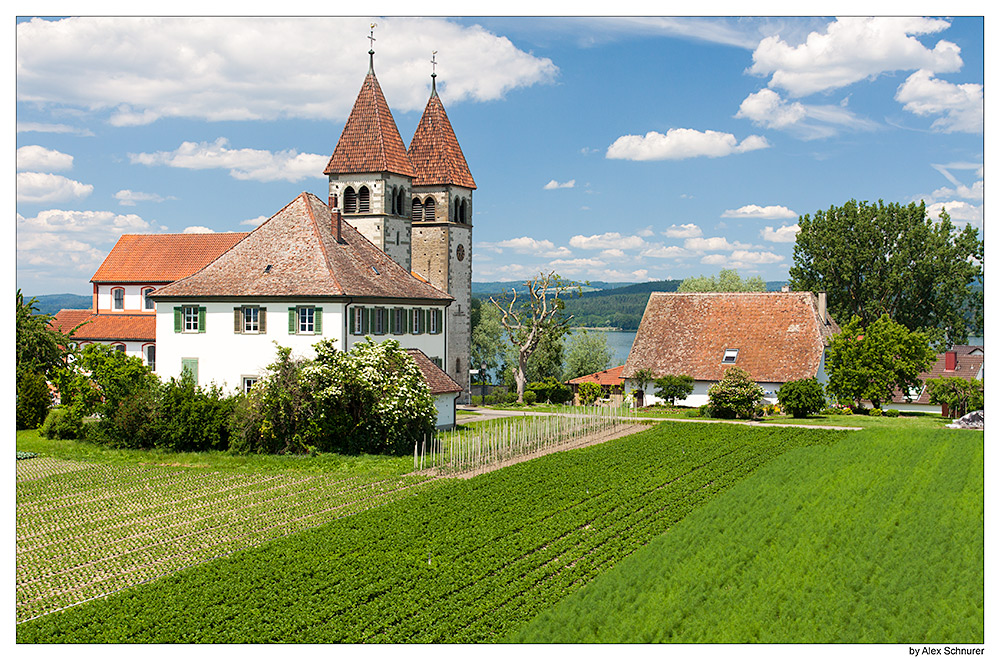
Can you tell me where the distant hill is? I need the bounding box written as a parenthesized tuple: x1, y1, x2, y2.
(471, 280, 634, 300)
(24, 294, 92, 316)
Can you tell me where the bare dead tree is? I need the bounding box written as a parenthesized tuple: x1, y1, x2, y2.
(489, 271, 576, 403)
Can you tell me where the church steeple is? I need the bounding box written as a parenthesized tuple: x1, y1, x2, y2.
(407, 62, 476, 190)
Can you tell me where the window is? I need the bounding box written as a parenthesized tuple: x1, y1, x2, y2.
(412, 308, 422, 335)
(373, 307, 386, 335)
(429, 308, 440, 334)
(722, 348, 739, 364)
(412, 197, 423, 221)
(184, 306, 200, 332)
(234, 306, 266, 334)
(353, 306, 365, 335)
(358, 186, 370, 213)
(288, 306, 322, 335)
(392, 307, 406, 335)
(143, 288, 155, 310)
(344, 186, 357, 213)
(172, 305, 206, 333)
(113, 343, 126, 353)
(244, 307, 259, 333)
(423, 197, 436, 221)
(242, 376, 258, 394)
(145, 345, 156, 371)
(112, 288, 125, 311)
(181, 358, 199, 384)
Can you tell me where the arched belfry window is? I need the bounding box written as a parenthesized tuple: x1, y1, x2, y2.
(459, 198, 468, 224)
(397, 188, 405, 216)
(344, 187, 358, 213)
(423, 197, 436, 222)
(412, 197, 423, 222)
(358, 186, 370, 213)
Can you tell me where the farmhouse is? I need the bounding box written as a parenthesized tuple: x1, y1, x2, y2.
(889, 345, 984, 414)
(622, 291, 840, 407)
(566, 365, 625, 405)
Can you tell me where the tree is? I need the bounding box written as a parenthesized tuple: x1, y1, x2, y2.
(707, 367, 764, 419)
(776, 378, 826, 418)
(491, 271, 577, 402)
(577, 381, 603, 406)
(825, 315, 936, 410)
(16, 289, 80, 377)
(789, 200, 983, 346)
(630, 367, 655, 406)
(563, 330, 612, 381)
(471, 300, 507, 386)
(654, 374, 695, 406)
(926, 377, 984, 418)
(678, 269, 766, 293)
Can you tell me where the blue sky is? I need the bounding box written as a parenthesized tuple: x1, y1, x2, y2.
(16, 15, 985, 295)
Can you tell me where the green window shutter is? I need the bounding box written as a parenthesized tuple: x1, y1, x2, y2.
(423, 309, 429, 334)
(361, 307, 369, 335)
(259, 308, 267, 334)
(234, 308, 242, 334)
(288, 308, 296, 333)
(436, 309, 443, 334)
(174, 307, 182, 333)
(406, 308, 412, 334)
(198, 307, 206, 333)
(314, 307, 323, 334)
(181, 358, 199, 384)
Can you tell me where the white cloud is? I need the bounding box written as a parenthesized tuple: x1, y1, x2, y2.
(684, 236, 753, 252)
(543, 179, 576, 190)
(895, 70, 983, 134)
(701, 250, 784, 269)
(636, 226, 655, 237)
(183, 226, 215, 234)
(927, 201, 983, 227)
(17, 145, 74, 172)
(760, 224, 800, 243)
(749, 17, 962, 97)
(569, 232, 647, 250)
(17, 208, 153, 236)
(600, 249, 626, 259)
(607, 128, 768, 161)
(640, 245, 694, 259)
(16, 122, 94, 136)
(129, 138, 328, 183)
(114, 190, 171, 206)
(16, 17, 557, 125)
(478, 236, 558, 255)
(240, 215, 269, 227)
(721, 204, 798, 220)
(631, 269, 652, 281)
(662, 223, 703, 238)
(735, 88, 879, 138)
(16, 172, 94, 203)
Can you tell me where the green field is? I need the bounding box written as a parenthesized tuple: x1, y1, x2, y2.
(510, 427, 984, 643)
(16, 422, 843, 642)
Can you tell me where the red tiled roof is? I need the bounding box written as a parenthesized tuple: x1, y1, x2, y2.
(622, 292, 840, 383)
(567, 365, 624, 387)
(324, 71, 415, 178)
(891, 350, 984, 405)
(408, 92, 476, 189)
(50, 310, 155, 342)
(151, 192, 452, 302)
(92, 233, 249, 283)
(406, 348, 462, 394)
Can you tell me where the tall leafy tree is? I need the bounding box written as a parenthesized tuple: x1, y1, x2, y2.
(491, 271, 577, 402)
(825, 315, 936, 410)
(678, 269, 766, 293)
(789, 200, 983, 346)
(563, 330, 612, 380)
(16, 289, 80, 377)
(471, 299, 507, 386)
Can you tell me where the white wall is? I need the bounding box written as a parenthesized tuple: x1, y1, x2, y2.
(77, 339, 152, 366)
(433, 393, 458, 429)
(96, 284, 158, 312)
(626, 379, 784, 407)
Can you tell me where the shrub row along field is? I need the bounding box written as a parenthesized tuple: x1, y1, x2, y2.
(16, 423, 844, 643)
(16, 456, 437, 623)
(511, 427, 984, 643)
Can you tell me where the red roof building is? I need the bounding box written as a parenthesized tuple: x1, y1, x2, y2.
(890, 345, 984, 413)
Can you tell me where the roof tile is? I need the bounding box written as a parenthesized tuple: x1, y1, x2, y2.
(567, 365, 625, 387)
(406, 348, 462, 394)
(408, 93, 476, 189)
(50, 310, 155, 342)
(91, 233, 249, 283)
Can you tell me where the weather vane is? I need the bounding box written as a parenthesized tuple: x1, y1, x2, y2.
(369, 23, 377, 51)
(431, 51, 438, 75)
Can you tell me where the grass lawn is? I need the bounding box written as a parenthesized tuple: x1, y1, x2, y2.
(510, 426, 984, 643)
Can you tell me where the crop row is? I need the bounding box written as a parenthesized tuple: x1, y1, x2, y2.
(16, 461, 437, 623)
(16, 423, 845, 642)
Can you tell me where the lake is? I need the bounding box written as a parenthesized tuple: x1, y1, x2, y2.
(568, 329, 637, 367)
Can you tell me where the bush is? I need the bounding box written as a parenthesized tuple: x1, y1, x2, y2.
(577, 381, 603, 406)
(155, 374, 234, 452)
(776, 378, 826, 418)
(39, 407, 87, 440)
(17, 368, 52, 430)
(821, 405, 853, 416)
(707, 367, 764, 419)
(868, 407, 883, 417)
(505, 391, 519, 404)
(525, 378, 572, 405)
(884, 409, 900, 417)
(522, 390, 537, 405)
(654, 374, 695, 406)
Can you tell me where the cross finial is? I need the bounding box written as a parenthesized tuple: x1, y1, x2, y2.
(430, 50, 438, 96)
(369, 23, 377, 51)
(368, 23, 377, 73)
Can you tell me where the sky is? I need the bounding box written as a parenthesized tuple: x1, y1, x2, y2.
(15, 13, 986, 296)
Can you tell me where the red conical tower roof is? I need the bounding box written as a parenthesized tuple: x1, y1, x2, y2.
(408, 87, 476, 189)
(325, 70, 415, 178)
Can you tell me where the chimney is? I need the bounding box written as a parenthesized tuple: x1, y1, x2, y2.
(781, 285, 790, 293)
(329, 194, 342, 244)
(818, 291, 828, 325)
(945, 350, 957, 371)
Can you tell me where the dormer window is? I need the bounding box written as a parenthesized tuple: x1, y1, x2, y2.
(722, 348, 739, 364)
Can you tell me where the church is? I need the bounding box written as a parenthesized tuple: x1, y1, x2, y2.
(55, 44, 477, 424)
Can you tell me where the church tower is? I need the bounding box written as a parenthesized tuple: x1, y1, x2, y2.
(408, 62, 477, 399)
(324, 44, 415, 271)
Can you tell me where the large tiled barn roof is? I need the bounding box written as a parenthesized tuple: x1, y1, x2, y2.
(622, 292, 839, 383)
(408, 91, 476, 189)
(50, 310, 155, 342)
(151, 192, 452, 302)
(91, 233, 249, 283)
(406, 348, 462, 394)
(324, 71, 415, 178)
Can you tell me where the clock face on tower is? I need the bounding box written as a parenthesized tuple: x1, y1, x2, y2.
(456, 244, 465, 261)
